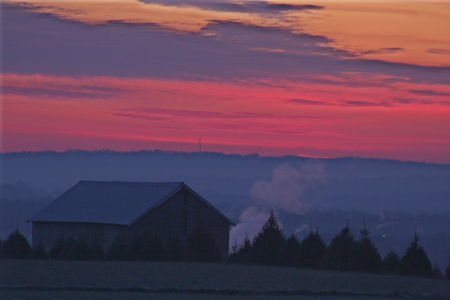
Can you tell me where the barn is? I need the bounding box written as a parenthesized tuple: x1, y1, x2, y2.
(28, 181, 234, 259)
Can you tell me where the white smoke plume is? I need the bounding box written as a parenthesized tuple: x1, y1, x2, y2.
(250, 162, 325, 215)
(229, 162, 325, 251)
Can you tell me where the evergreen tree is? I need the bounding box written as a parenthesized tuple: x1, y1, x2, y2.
(353, 223, 381, 273)
(432, 262, 444, 279)
(323, 226, 355, 271)
(279, 234, 301, 267)
(32, 242, 48, 259)
(382, 250, 400, 275)
(91, 240, 105, 261)
(186, 220, 221, 262)
(299, 228, 326, 269)
(2, 230, 32, 259)
(251, 209, 285, 266)
(107, 235, 130, 261)
(400, 232, 433, 278)
(228, 233, 253, 264)
(166, 236, 184, 262)
(445, 264, 450, 280)
(0, 238, 3, 259)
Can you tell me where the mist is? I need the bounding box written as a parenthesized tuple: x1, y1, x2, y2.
(1, 150, 450, 266)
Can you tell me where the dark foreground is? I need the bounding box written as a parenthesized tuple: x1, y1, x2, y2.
(1, 260, 449, 300)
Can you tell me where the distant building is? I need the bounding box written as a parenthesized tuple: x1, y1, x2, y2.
(28, 181, 234, 258)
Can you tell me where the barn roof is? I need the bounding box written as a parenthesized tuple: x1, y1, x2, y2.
(28, 181, 234, 226)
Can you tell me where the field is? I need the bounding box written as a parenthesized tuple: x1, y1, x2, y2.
(1, 260, 449, 300)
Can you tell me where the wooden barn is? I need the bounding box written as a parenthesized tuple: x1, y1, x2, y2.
(28, 181, 234, 259)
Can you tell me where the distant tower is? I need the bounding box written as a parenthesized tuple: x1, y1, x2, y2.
(199, 139, 202, 152)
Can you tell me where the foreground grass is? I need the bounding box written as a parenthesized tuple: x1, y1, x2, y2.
(1, 260, 449, 299)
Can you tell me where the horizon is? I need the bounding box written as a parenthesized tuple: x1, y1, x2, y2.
(3, 0, 450, 164)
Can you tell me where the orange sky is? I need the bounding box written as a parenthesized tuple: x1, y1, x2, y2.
(2, 0, 450, 163)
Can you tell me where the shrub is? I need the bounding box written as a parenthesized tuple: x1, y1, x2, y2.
(49, 235, 67, 259)
(107, 235, 130, 261)
(445, 264, 450, 280)
(187, 220, 221, 262)
(2, 230, 32, 259)
(32, 242, 48, 259)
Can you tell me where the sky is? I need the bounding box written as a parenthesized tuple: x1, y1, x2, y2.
(2, 0, 450, 163)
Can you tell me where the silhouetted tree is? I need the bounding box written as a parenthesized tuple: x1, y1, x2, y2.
(445, 264, 450, 280)
(0, 238, 3, 259)
(353, 223, 381, 273)
(432, 262, 444, 279)
(49, 235, 67, 259)
(299, 228, 326, 269)
(228, 233, 253, 264)
(32, 242, 48, 259)
(279, 234, 301, 267)
(107, 235, 130, 261)
(91, 240, 105, 261)
(166, 236, 184, 262)
(324, 226, 355, 271)
(187, 220, 221, 262)
(400, 232, 433, 278)
(251, 209, 285, 266)
(2, 230, 32, 259)
(382, 250, 400, 275)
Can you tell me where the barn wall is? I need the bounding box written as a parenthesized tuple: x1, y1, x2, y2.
(32, 221, 127, 252)
(131, 188, 231, 259)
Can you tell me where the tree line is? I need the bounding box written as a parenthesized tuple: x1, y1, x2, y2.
(1, 211, 449, 280)
(0, 221, 222, 263)
(229, 210, 448, 279)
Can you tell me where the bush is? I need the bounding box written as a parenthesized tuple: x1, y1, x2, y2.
(32, 242, 48, 259)
(166, 236, 184, 262)
(49, 235, 67, 259)
(445, 264, 450, 280)
(2, 230, 32, 259)
(187, 220, 221, 262)
(107, 235, 130, 261)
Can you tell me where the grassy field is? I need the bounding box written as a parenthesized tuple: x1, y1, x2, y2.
(1, 260, 449, 299)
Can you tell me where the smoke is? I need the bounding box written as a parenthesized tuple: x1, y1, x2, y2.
(229, 162, 325, 250)
(250, 162, 325, 215)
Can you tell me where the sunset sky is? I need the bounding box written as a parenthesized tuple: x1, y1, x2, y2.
(2, 0, 450, 163)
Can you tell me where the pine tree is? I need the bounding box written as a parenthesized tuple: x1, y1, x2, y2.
(400, 232, 433, 278)
(432, 262, 444, 279)
(186, 220, 221, 262)
(228, 233, 253, 264)
(445, 264, 450, 280)
(299, 228, 326, 269)
(323, 226, 355, 271)
(353, 223, 381, 273)
(279, 234, 301, 267)
(0, 238, 3, 259)
(2, 230, 32, 259)
(382, 250, 400, 275)
(251, 209, 285, 266)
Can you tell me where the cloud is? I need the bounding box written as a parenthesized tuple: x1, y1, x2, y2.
(229, 206, 270, 248)
(287, 99, 331, 106)
(427, 49, 450, 55)
(409, 90, 450, 97)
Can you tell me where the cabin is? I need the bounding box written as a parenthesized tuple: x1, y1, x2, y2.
(28, 181, 234, 259)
